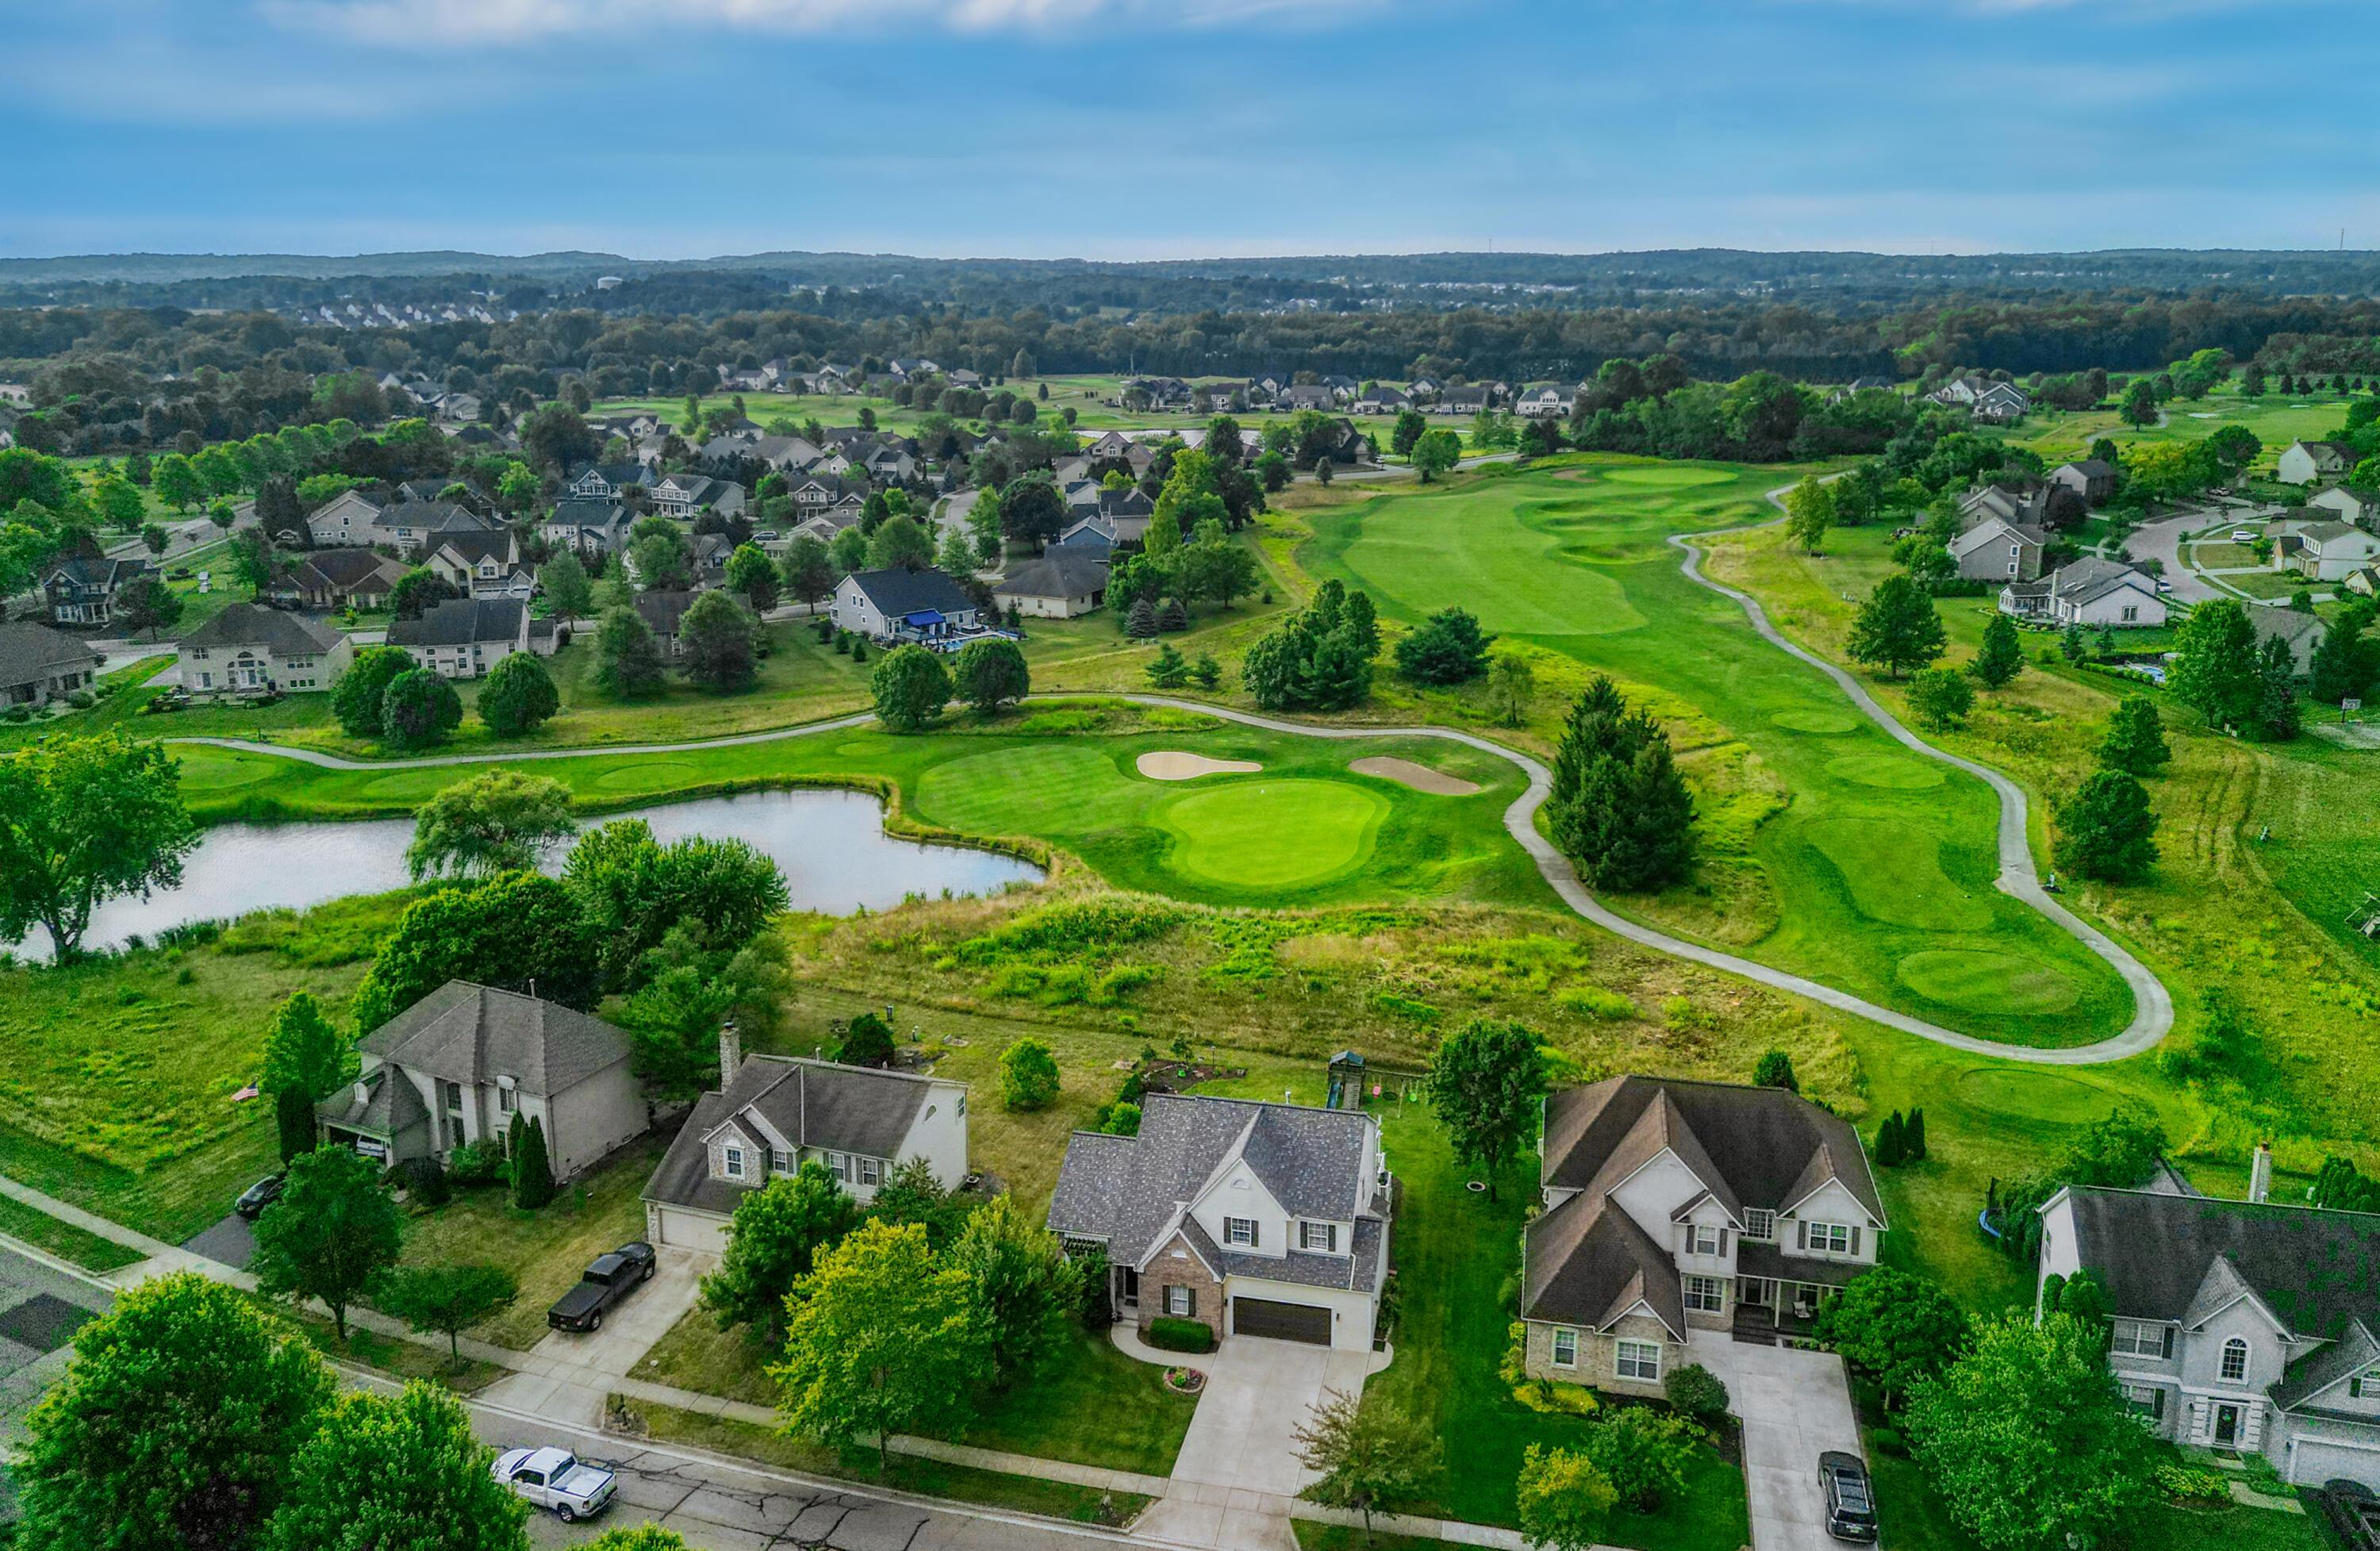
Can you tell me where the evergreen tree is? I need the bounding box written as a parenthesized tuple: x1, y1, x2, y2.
(2053, 770, 2160, 882)
(1125, 595, 1159, 639)
(2096, 697, 2171, 775)
(593, 605, 667, 697)
(511, 1115, 554, 1208)
(2309, 607, 2376, 705)
(2059, 622, 2088, 664)
(2251, 632, 2301, 742)
(1192, 653, 1222, 689)
(1970, 612, 2025, 689)
(1544, 677, 1695, 891)
(1847, 574, 1948, 679)
(1752, 1050, 1798, 1092)
(1157, 596, 1191, 633)
(1341, 589, 1380, 659)
(1905, 1108, 1928, 1161)
(1875, 1112, 1906, 1169)
(1145, 643, 1190, 688)
(1394, 607, 1495, 685)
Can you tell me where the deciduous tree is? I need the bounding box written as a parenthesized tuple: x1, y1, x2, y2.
(1810, 1268, 1970, 1409)
(539, 548, 593, 621)
(948, 1193, 1084, 1391)
(264, 1383, 528, 1551)
(1422, 1018, 1549, 1202)
(405, 770, 577, 881)
(1906, 666, 1975, 730)
(680, 590, 761, 693)
(351, 870, 604, 1029)
(1782, 474, 1834, 553)
(332, 645, 414, 737)
(1292, 1390, 1443, 1540)
(478, 651, 561, 737)
(593, 605, 667, 698)
(870, 643, 952, 731)
(380, 667, 463, 751)
(376, 1264, 518, 1361)
(1410, 429, 1461, 482)
(251, 1144, 405, 1341)
(1847, 574, 1947, 679)
(13, 1273, 335, 1551)
(999, 1037, 1061, 1111)
(0, 732, 199, 960)
(702, 1162, 862, 1340)
(1514, 1445, 1618, 1551)
(954, 637, 1029, 716)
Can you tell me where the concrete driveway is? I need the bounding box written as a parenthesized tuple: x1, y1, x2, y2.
(1687, 1331, 1863, 1551)
(1134, 1334, 1385, 1551)
(486, 1246, 708, 1429)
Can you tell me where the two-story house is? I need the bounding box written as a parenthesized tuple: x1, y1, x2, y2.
(642, 1028, 969, 1254)
(1521, 1077, 1887, 1396)
(1046, 1092, 1392, 1352)
(2036, 1157, 2380, 1488)
(386, 597, 555, 678)
(2278, 440, 2360, 486)
(646, 473, 745, 520)
(831, 567, 981, 647)
(568, 463, 656, 501)
(1951, 515, 2049, 582)
(40, 555, 149, 627)
(175, 604, 352, 694)
(305, 489, 391, 548)
(314, 981, 647, 1181)
(424, 530, 535, 600)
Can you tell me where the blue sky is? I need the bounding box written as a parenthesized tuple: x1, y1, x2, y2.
(6, 0, 2377, 259)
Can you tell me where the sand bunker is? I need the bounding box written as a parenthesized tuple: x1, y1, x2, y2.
(1350, 756, 1481, 796)
(1137, 751, 1261, 781)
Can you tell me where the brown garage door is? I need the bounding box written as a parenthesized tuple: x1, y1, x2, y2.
(1233, 1296, 1332, 1345)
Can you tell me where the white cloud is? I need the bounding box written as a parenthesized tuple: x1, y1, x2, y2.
(259, 0, 1362, 47)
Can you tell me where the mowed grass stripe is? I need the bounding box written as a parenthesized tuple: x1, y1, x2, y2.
(1303, 455, 2135, 1046)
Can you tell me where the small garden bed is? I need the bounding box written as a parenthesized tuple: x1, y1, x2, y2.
(1164, 1366, 1205, 1395)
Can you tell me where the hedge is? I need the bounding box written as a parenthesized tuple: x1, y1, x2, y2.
(1146, 1316, 1215, 1353)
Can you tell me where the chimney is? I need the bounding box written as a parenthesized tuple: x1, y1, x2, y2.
(2249, 1142, 2273, 1204)
(718, 1019, 742, 1086)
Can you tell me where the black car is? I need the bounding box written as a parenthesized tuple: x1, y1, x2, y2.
(2324, 1480, 2380, 1551)
(233, 1173, 286, 1220)
(546, 1242, 658, 1333)
(1819, 1450, 1879, 1543)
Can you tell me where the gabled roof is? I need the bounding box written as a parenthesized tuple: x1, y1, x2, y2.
(0, 622, 101, 687)
(843, 566, 974, 618)
(633, 589, 698, 640)
(44, 555, 146, 591)
(372, 501, 494, 537)
(2274, 1318, 2379, 1413)
(293, 548, 409, 591)
(1541, 1076, 1885, 1224)
(1522, 1188, 1688, 1338)
(643, 1054, 954, 1216)
(2048, 557, 2156, 607)
(431, 530, 519, 567)
(2059, 459, 2117, 479)
(547, 497, 631, 532)
(358, 981, 630, 1098)
(2055, 1185, 2380, 1342)
(573, 463, 652, 488)
(387, 598, 527, 649)
(180, 603, 347, 657)
(1045, 1093, 1378, 1266)
(995, 553, 1109, 600)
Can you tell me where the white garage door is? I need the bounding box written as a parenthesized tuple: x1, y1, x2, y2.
(2295, 1440, 2380, 1493)
(654, 1206, 728, 1255)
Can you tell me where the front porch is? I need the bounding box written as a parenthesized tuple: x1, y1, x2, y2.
(1730, 1242, 1862, 1346)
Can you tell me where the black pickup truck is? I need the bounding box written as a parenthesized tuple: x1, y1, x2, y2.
(546, 1242, 657, 1333)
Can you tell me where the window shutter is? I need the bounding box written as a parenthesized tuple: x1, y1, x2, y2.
(1718, 1229, 1729, 1255)
(1797, 1219, 1809, 1250)
(1184, 1287, 1196, 1318)
(1848, 1227, 1862, 1257)
(2162, 1326, 2175, 1360)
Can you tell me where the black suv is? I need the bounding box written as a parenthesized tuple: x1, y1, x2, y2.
(1819, 1450, 1879, 1543)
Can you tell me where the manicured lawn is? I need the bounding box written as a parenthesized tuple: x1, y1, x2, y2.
(392, 1133, 668, 1350)
(0, 1195, 145, 1273)
(1362, 1107, 1749, 1551)
(616, 1394, 1153, 1526)
(252, 1292, 507, 1396)
(164, 711, 1546, 915)
(942, 1327, 1198, 1476)
(1298, 455, 2136, 1050)
(1293, 1525, 1449, 1551)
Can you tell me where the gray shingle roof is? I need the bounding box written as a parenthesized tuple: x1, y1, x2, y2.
(2058, 1186, 2380, 1342)
(1542, 1076, 1885, 1223)
(315, 1065, 430, 1138)
(358, 981, 631, 1097)
(0, 622, 101, 689)
(1523, 1188, 1687, 1336)
(387, 598, 526, 649)
(2274, 1318, 2378, 1413)
(180, 604, 347, 658)
(1045, 1093, 1379, 1273)
(995, 554, 1109, 600)
(294, 548, 409, 592)
(643, 1054, 946, 1215)
(846, 567, 975, 618)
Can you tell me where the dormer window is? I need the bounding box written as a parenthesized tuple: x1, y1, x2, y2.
(1224, 1217, 1257, 1248)
(724, 1144, 747, 1181)
(1299, 1222, 1338, 1253)
(2221, 1338, 2250, 1384)
(1687, 1224, 1722, 1256)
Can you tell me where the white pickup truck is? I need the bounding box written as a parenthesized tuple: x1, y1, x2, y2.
(491, 1445, 616, 1522)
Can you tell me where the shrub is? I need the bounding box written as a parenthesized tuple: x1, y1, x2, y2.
(444, 1142, 504, 1187)
(839, 1012, 896, 1067)
(1664, 1363, 1729, 1420)
(998, 1036, 1061, 1111)
(1555, 985, 1636, 1021)
(65, 689, 95, 709)
(1146, 1315, 1215, 1353)
(394, 1155, 450, 1207)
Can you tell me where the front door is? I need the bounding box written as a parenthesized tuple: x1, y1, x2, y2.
(1739, 1277, 1772, 1310)
(1119, 1265, 1140, 1309)
(2214, 1404, 2240, 1448)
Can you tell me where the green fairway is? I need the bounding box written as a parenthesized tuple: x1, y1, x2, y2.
(167, 712, 1545, 912)
(1300, 455, 2137, 1048)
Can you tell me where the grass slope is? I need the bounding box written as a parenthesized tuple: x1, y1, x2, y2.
(1298, 455, 2134, 1048)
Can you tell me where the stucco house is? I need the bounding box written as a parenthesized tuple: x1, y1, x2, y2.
(1521, 1077, 1886, 1396)
(315, 981, 647, 1181)
(176, 604, 352, 694)
(992, 553, 1108, 619)
(2049, 459, 2119, 506)
(2278, 440, 2360, 486)
(2036, 1160, 2380, 1488)
(1951, 515, 2048, 582)
(642, 1030, 969, 1254)
(0, 622, 102, 708)
(1046, 1093, 1391, 1353)
(1999, 557, 2168, 628)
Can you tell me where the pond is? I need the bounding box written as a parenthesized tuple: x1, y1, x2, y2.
(11, 788, 1043, 961)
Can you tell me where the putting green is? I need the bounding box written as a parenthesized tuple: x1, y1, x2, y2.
(1803, 820, 1992, 933)
(1773, 710, 1860, 734)
(1898, 950, 2083, 1015)
(916, 744, 1149, 836)
(592, 761, 699, 793)
(1952, 1067, 2118, 1123)
(1826, 753, 1946, 791)
(174, 749, 278, 792)
(1600, 466, 1738, 488)
(1159, 779, 1387, 890)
